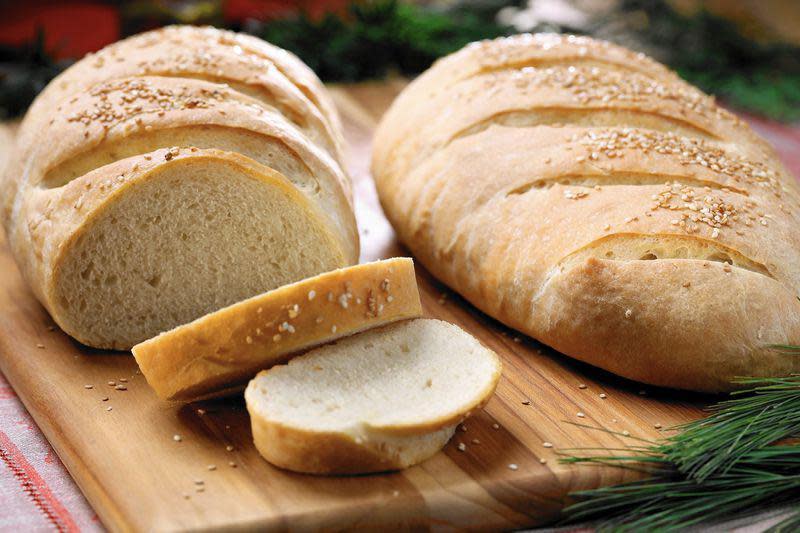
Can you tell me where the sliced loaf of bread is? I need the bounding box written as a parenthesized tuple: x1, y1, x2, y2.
(244, 318, 502, 474)
(133, 258, 422, 401)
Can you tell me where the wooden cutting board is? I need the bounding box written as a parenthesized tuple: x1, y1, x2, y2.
(0, 83, 708, 532)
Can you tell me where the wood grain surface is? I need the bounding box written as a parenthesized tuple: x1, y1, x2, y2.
(0, 83, 708, 532)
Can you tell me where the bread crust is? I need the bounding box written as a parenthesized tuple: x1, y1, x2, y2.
(248, 414, 456, 475)
(134, 258, 423, 400)
(372, 34, 800, 392)
(2, 25, 346, 230)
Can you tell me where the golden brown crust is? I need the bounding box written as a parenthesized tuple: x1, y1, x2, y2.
(372, 34, 800, 392)
(133, 258, 423, 401)
(20, 25, 343, 163)
(247, 411, 456, 475)
(3, 25, 347, 231)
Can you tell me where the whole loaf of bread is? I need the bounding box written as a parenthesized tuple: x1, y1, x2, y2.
(372, 34, 800, 392)
(0, 26, 358, 349)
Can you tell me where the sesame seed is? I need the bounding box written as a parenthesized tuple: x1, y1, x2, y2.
(207, 465, 217, 471)
(228, 462, 237, 467)
(308, 290, 316, 301)
(508, 463, 518, 471)
(84, 385, 93, 389)
(624, 309, 633, 319)
(623, 430, 630, 436)
(173, 434, 182, 442)
(472, 438, 481, 445)
(599, 393, 607, 399)
(119, 378, 127, 383)
(101, 397, 109, 402)
(288, 304, 300, 318)
(457, 443, 466, 452)
(226, 445, 234, 452)
(577, 412, 585, 418)
(331, 325, 337, 333)
(543, 442, 553, 448)
(197, 409, 206, 416)
(386, 295, 394, 303)
(654, 423, 663, 429)
(106, 406, 113, 412)
(194, 479, 204, 485)
(492, 423, 500, 430)
(272, 334, 281, 342)
(578, 384, 587, 389)
(108, 381, 116, 386)
(36, 344, 45, 349)
(115, 385, 127, 391)
(245, 336, 253, 344)
(539, 458, 547, 464)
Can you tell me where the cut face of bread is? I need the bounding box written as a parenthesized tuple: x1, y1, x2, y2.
(133, 257, 423, 400)
(1, 27, 357, 351)
(245, 318, 502, 474)
(42, 149, 348, 349)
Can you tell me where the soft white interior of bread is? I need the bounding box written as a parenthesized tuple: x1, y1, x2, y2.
(248, 318, 499, 432)
(53, 158, 344, 348)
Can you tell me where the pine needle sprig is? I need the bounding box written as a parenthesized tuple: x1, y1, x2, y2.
(661, 375, 800, 482)
(561, 373, 800, 531)
(565, 448, 800, 532)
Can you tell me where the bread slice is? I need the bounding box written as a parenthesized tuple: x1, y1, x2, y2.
(133, 258, 422, 401)
(244, 318, 502, 474)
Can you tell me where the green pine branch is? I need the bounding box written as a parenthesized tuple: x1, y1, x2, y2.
(561, 369, 800, 532)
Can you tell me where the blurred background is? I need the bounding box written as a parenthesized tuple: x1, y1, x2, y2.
(1, 0, 799, 122)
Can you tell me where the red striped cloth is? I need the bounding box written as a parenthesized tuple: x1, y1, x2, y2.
(1, 116, 798, 532)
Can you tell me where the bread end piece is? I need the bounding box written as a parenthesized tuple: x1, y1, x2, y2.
(134, 257, 422, 401)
